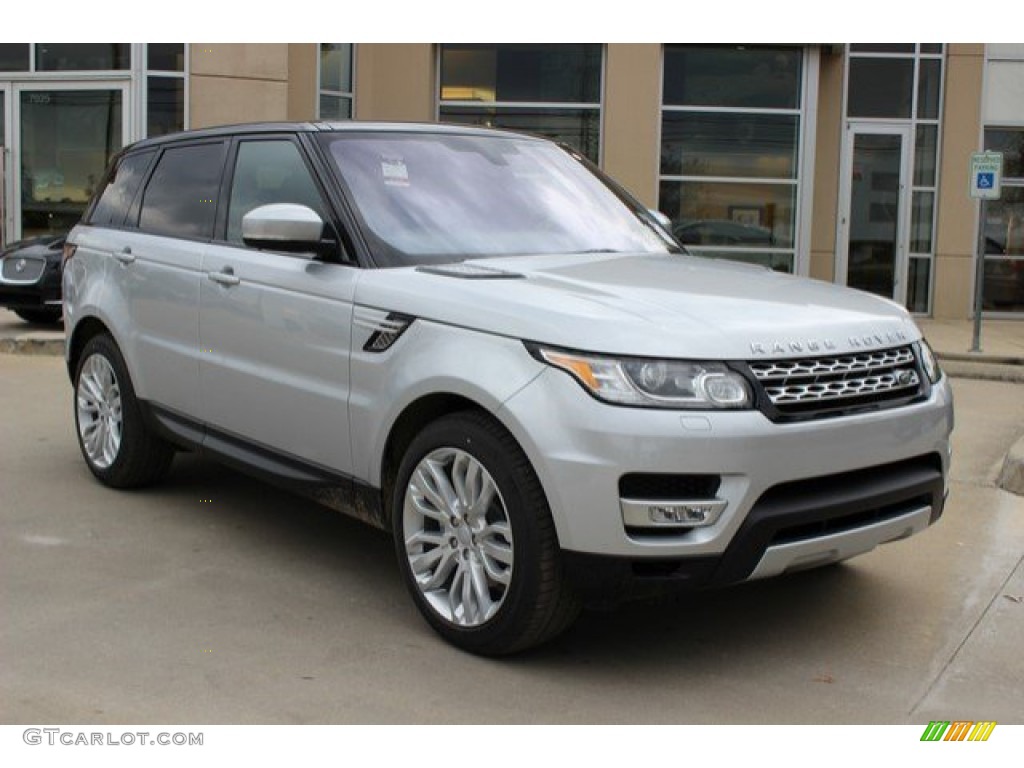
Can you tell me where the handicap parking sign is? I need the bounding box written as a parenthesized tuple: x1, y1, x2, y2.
(970, 152, 1003, 199)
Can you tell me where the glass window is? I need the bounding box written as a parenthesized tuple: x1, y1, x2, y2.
(660, 181, 796, 249)
(319, 94, 352, 120)
(148, 44, 184, 72)
(226, 140, 326, 244)
(663, 45, 802, 109)
(914, 125, 938, 187)
(19, 89, 123, 238)
(985, 129, 1024, 179)
(920, 44, 943, 54)
(320, 44, 352, 94)
(88, 151, 154, 228)
(438, 107, 600, 165)
(441, 44, 601, 104)
(907, 257, 930, 313)
(847, 58, 914, 118)
(35, 44, 130, 71)
(147, 77, 185, 137)
(439, 44, 602, 162)
(0, 44, 29, 71)
(983, 189, 1024, 256)
(917, 59, 941, 120)
(850, 44, 916, 53)
(320, 132, 672, 266)
(660, 113, 799, 178)
(139, 143, 226, 239)
(910, 191, 935, 253)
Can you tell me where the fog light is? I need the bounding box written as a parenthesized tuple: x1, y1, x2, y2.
(621, 498, 727, 529)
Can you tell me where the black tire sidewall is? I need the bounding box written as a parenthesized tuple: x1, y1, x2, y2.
(392, 412, 555, 654)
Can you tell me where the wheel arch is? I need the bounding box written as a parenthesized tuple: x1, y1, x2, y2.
(67, 315, 117, 381)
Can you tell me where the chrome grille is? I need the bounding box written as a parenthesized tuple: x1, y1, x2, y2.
(1, 256, 46, 283)
(748, 346, 922, 416)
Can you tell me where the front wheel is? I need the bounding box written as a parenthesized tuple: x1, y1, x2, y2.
(73, 334, 174, 488)
(392, 411, 579, 655)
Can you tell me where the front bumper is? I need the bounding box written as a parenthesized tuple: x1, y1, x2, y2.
(497, 365, 953, 594)
(0, 259, 62, 310)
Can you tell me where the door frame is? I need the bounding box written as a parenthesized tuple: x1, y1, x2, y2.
(9, 79, 130, 242)
(0, 83, 11, 247)
(835, 120, 913, 305)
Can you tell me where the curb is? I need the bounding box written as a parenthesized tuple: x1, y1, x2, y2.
(0, 337, 65, 356)
(940, 359, 1024, 384)
(998, 435, 1024, 497)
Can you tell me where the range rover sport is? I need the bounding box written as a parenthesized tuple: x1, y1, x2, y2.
(63, 122, 954, 654)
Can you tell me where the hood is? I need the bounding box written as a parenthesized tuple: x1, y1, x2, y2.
(353, 252, 921, 360)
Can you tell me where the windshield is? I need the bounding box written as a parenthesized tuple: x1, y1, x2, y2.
(320, 131, 676, 267)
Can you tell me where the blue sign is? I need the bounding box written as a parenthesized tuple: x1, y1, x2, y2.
(977, 172, 994, 190)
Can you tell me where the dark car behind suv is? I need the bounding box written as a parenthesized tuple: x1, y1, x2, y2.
(0, 234, 66, 324)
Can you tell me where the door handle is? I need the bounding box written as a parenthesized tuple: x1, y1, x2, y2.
(207, 268, 240, 287)
(113, 247, 135, 265)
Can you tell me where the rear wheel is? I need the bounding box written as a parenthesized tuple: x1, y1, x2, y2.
(73, 334, 174, 488)
(392, 411, 579, 655)
(15, 307, 62, 325)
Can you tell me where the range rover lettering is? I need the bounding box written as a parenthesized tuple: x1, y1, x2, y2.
(62, 122, 954, 654)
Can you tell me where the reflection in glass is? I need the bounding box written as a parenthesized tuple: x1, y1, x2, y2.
(984, 129, 1024, 179)
(440, 106, 600, 162)
(914, 125, 937, 187)
(20, 90, 123, 238)
(660, 112, 799, 178)
(850, 44, 915, 53)
(685, 248, 793, 273)
(148, 43, 185, 72)
(147, 77, 185, 137)
(907, 257, 931, 313)
(659, 180, 796, 249)
(320, 44, 353, 93)
(982, 188, 1024, 256)
(440, 44, 601, 104)
(35, 43, 130, 71)
(848, 59, 913, 118)
(319, 94, 352, 120)
(921, 44, 943, 54)
(917, 59, 941, 120)
(847, 133, 902, 298)
(911, 191, 935, 253)
(983, 259, 1024, 311)
(0, 44, 29, 71)
(663, 45, 802, 109)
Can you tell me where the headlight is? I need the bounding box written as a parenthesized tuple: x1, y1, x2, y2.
(917, 339, 941, 384)
(530, 346, 752, 409)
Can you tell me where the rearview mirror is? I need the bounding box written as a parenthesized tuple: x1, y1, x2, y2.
(242, 204, 328, 257)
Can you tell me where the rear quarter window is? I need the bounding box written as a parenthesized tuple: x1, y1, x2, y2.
(86, 151, 155, 228)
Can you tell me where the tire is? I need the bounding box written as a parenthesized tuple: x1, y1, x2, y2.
(73, 334, 174, 488)
(15, 307, 62, 325)
(392, 411, 580, 655)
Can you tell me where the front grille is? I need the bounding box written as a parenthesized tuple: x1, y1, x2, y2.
(747, 345, 923, 419)
(1, 256, 46, 283)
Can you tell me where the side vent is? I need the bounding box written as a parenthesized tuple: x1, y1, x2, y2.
(354, 308, 415, 353)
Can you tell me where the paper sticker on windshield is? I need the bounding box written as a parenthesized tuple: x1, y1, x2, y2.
(381, 158, 409, 187)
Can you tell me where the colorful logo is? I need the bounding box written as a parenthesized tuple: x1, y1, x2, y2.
(920, 721, 997, 742)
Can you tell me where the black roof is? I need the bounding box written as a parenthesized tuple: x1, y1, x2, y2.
(127, 120, 544, 152)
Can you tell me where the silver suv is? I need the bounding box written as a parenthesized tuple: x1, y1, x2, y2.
(63, 123, 954, 654)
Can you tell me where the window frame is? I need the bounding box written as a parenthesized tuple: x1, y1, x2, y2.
(316, 44, 355, 120)
(435, 43, 606, 165)
(657, 44, 819, 276)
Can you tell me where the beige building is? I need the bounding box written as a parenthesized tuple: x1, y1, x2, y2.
(2, 43, 1022, 318)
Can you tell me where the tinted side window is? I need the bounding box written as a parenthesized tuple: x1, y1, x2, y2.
(87, 151, 154, 227)
(138, 142, 227, 239)
(226, 140, 327, 244)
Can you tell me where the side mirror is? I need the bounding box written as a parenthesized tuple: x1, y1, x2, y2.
(242, 203, 330, 258)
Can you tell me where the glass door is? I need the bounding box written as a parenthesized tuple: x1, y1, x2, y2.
(1, 85, 10, 247)
(12, 82, 128, 240)
(838, 123, 912, 303)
